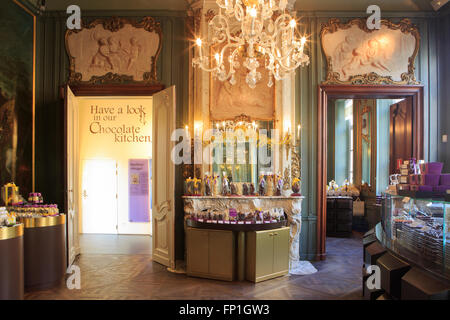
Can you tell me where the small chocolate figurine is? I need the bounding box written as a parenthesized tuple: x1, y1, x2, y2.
(222, 173, 230, 196)
(249, 183, 256, 196)
(266, 174, 274, 196)
(230, 182, 238, 195)
(276, 174, 283, 196)
(193, 178, 202, 195)
(204, 174, 212, 196)
(185, 177, 194, 195)
(212, 175, 220, 196)
(291, 177, 301, 195)
(242, 183, 249, 196)
(258, 174, 266, 196)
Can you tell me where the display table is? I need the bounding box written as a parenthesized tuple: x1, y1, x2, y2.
(326, 196, 353, 237)
(0, 224, 24, 300)
(183, 196, 304, 280)
(183, 196, 304, 276)
(19, 215, 66, 291)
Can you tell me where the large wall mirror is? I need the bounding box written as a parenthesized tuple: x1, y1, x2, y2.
(317, 85, 424, 260)
(210, 119, 275, 186)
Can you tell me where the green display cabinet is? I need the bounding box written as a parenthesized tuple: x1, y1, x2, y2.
(186, 227, 235, 281)
(246, 227, 290, 283)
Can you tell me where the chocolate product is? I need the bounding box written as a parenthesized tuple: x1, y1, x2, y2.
(258, 174, 266, 196)
(419, 174, 440, 186)
(230, 183, 238, 195)
(242, 183, 249, 196)
(440, 174, 450, 186)
(399, 175, 408, 184)
(418, 185, 433, 192)
(249, 183, 255, 196)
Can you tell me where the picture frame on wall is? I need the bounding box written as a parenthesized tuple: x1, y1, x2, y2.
(320, 18, 420, 85)
(65, 16, 162, 85)
(0, 0, 35, 196)
(208, 45, 276, 121)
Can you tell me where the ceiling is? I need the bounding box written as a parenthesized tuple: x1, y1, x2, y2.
(36, 0, 437, 12)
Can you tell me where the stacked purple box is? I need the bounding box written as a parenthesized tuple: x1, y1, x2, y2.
(416, 162, 450, 195)
(436, 173, 450, 194)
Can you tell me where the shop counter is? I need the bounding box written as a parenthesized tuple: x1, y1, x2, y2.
(183, 195, 304, 282)
(0, 224, 24, 300)
(19, 214, 66, 291)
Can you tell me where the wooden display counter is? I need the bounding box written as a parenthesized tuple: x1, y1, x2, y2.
(18, 215, 67, 291)
(0, 224, 24, 300)
(184, 195, 303, 282)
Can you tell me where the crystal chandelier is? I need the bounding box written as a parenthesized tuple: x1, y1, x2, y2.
(192, 0, 310, 88)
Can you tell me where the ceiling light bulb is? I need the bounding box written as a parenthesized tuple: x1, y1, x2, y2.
(249, 7, 257, 17)
(301, 37, 306, 45)
(196, 38, 202, 47)
(290, 19, 296, 28)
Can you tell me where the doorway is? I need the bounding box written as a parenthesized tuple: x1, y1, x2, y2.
(317, 85, 424, 260)
(81, 159, 118, 234)
(65, 85, 177, 269)
(76, 96, 153, 235)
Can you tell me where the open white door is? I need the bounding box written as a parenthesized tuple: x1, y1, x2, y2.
(66, 85, 80, 266)
(81, 159, 118, 234)
(152, 86, 176, 268)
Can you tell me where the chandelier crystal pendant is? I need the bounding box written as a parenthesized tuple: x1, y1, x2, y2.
(192, 0, 310, 88)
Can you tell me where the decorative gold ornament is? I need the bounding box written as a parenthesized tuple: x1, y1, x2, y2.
(66, 16, 162, 85)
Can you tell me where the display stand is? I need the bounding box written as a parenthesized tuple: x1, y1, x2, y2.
(183, 195, 305, 273)
(19, 215, 66, 291)
(0, 224, 24, 300)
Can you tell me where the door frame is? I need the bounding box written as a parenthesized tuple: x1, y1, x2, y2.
(316, 84, 424, 261)
(63, 83, 165, 266)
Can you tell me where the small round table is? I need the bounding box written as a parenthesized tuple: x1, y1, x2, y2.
(19, 215, 66, 291)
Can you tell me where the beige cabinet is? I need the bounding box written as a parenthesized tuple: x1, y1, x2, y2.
(186, 228, 235, 281)
(246, 227, 290, 283)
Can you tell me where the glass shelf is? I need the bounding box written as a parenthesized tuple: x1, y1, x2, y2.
(381, 193, 449, 279)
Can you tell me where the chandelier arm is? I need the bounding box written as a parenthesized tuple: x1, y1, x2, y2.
(218, 43, 242, 80)
(210, 14, 242, 44)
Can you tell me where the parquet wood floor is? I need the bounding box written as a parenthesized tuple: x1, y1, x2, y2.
(24, 234, 363, 300)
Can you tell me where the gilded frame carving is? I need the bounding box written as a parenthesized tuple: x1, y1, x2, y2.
(320, 18, 420, 85)
(65, 16, 162, 85)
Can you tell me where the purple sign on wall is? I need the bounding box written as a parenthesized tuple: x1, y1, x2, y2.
(129, 159, 150, 223)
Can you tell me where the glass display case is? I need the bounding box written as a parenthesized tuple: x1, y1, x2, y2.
(381, 193, 449, 279)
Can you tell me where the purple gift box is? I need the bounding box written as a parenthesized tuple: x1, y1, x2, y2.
(419, 174, 440, 186)
(418, 185, 433, 192)
(420, 162, 444, 175)
(409, 174, 419, 185)
(440, 174, 450, 186)
(433, 185, 450, 194)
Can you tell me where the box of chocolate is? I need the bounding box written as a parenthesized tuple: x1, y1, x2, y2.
(409, 174, 419, 185)
(418, 185, 433, 192)
(400, 168, 409, 176)
(440, 174, 450, 185)
(419, 174, 440, 186)
(433, 185, 450, 194)
(420, 162, 443, 175)
(399, 175, 409, 184)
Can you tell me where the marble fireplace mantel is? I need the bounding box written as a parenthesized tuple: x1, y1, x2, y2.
(182, 195, 304, 271)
